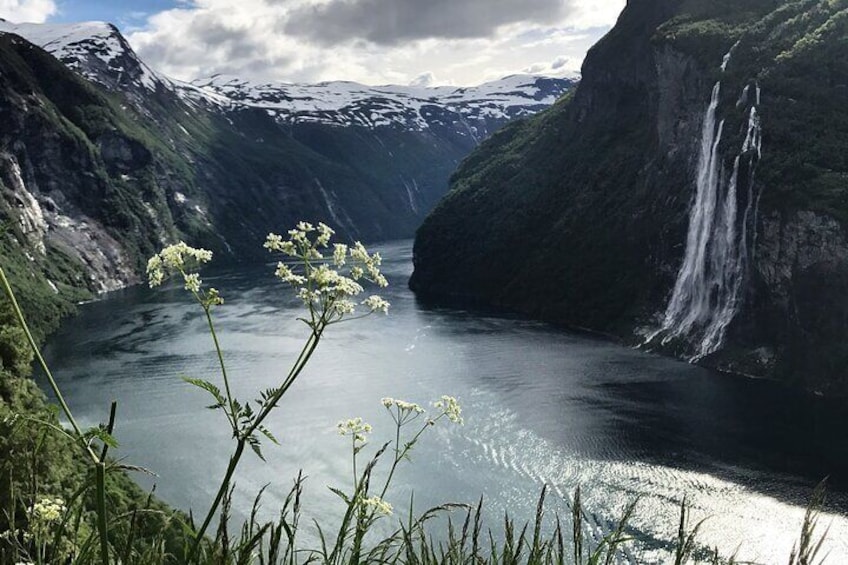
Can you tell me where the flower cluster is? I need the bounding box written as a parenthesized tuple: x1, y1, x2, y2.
(1, 529, 31, 543)
(146, 242, 212, 288)
(361, 495, 393, 516)
(31, 497, 66, 523)
(146, 242, 223, 308)
(434, 396, 463, 425)
(337, 417, 372, 444)
(381, 397, 424, 414)
(264, 222, 389, 324)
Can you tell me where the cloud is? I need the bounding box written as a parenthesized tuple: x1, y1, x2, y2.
(409, 72, 437, 87)
(0, 0, 55, 23)
(523, 62, 548, 74)
(126, 0, 624, 86)
(551, 56, 569, 70)
(284, 0, 571, 46)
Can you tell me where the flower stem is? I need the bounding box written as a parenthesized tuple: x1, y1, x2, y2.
(202, 305, 238, 432)
(95, 462, 110, 565)
(188, 440, 245, 561)
(0, 265, 100, 462)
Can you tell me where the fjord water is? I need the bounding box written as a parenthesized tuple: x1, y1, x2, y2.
(41, 240, 848, 562)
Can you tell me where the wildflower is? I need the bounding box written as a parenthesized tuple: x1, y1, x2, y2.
(265, 222, 389, 324)
(317, 222, 334, 246)
(337, 417, 372, 443)
(434, 396, 463, 424)
(363, 295, 390, 315)
(333, 300, 356, 315)
(361, 495, 393, 516)
(381, 397, 424, 414)
(146, 242, 213, 289)
(32, 497, 66, 522)
(147, 255, 165, 287)
(184, 273, 201, 293)
(264, 233, 296, 255)
(275, 262, 307, 286)
(206, 288, 224, 307)
(350, 242, 388, 287)
(333, 243, 348, 266)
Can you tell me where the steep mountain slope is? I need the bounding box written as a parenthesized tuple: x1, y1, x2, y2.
(411, 0, 848, 395)
(0, 31, 196, 298)
(0, 19, 575, 274)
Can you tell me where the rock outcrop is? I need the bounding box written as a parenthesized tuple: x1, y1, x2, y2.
(411, 0, 848, 395)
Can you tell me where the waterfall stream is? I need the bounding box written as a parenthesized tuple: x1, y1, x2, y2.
(650, 47, 763, 360)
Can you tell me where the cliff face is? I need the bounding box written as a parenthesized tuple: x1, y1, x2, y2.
(411, 0, 848, 395)
(0, 21, 574, 326)
(0, 33, 187, 295)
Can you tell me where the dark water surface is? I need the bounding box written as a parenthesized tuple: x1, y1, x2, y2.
(41, 240, 848, 562)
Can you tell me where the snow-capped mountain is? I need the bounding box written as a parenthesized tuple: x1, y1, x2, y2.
(0, 19, 575, 133)
(0, 18, 577, 296)
(190, 74, 574, 131)
(0, 20, 165, 94)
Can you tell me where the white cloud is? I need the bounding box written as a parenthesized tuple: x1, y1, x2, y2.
(0, 0, 56, 23)
(523, 62, 548, 74)
(126, 0, 625, 86)
(409, 72, 437, 87)
(552, 56, 570, 70)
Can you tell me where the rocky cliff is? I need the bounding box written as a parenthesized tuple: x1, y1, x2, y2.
(411, 0, 848, 396)
(0, 20, 574, 327)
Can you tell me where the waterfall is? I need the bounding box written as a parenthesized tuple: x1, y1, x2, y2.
(649, 47, 763, 360)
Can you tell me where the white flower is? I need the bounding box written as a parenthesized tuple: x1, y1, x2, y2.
(184, 273, 202, 293)
(337, 417, 372, 443)
(434, 396, 463, 424)
(276, 262, 307, 286)
(264, 233, 284, 251)
(317, 222, 334, 246)
(333, 300, 356, 315)
(146, 242, 212, 288)
(397, 400, 424, 413)
(381, 397, 424, 414)
(361, 496, 393, 516)
(32, 497, 66, 523)
(146, 255, 165, 288)
(265, 222, 390, 323)
(363, 295, 390, 315)
(265, 233, 296, 255)
(333, 244, 348, 267)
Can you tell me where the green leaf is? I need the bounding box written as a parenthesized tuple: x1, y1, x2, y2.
(258, 425, 280, 446)
(327, 487, 350, 504)
(248, 435, 265, 461)
(83, 426, 119, 449)
(182, 377, 226, 408)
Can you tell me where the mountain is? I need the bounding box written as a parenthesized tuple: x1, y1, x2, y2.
(190, 74, 570, 134)
(0, 19, 574, 310)
(410, 0, 848, 396)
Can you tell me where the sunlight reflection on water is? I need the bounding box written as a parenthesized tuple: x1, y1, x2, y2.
(41, 240, 848, 562)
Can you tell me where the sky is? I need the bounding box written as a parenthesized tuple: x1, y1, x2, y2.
(0, 0, 626, 86)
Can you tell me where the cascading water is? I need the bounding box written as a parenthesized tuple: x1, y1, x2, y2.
(649, 47, 763, 360)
